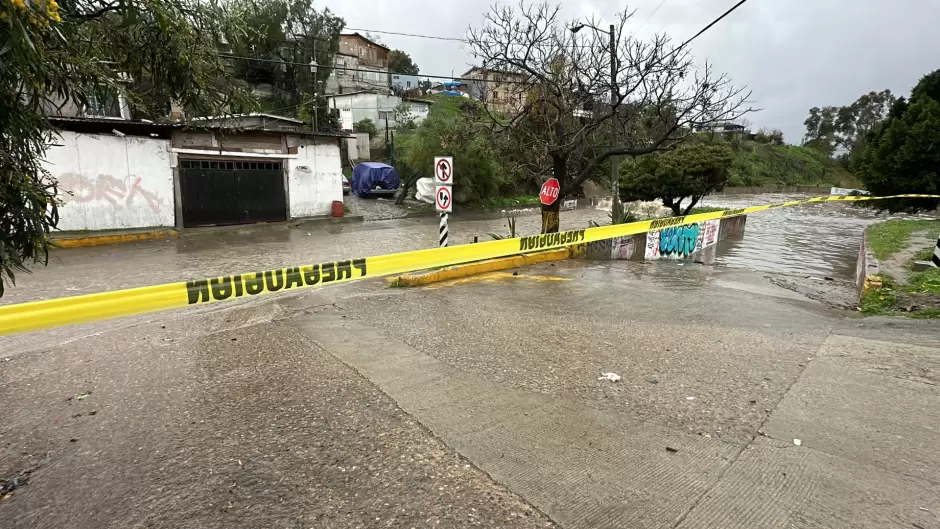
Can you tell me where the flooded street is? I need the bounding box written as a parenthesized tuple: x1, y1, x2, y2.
(0, 193, 909, 309)
(701, 194, 889, 281)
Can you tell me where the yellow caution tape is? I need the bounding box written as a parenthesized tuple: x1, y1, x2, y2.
(0, 193, 937, 336)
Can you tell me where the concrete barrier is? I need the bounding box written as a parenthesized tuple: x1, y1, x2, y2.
(711, 186, 831, 195)
(389, 249, 570, 287)
(573, 215, 747, 262)
(855, 227, 882, 295)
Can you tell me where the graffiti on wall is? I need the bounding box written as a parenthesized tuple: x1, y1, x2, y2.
(702, 219, 719, 247)
(645, 219, 721, 260)
(585, 235, 637, 260)
(58, 173, 165, 213)
(613, 237, 636, 260)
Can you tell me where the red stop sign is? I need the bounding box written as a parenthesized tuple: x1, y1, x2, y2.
(539, 178, 561, 206)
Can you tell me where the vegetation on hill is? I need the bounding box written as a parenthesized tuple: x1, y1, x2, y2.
(723, 139, 859, 188)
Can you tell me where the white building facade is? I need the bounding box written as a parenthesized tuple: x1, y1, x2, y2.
(328, 92, 432, 131)
(42, 117, 348, 232)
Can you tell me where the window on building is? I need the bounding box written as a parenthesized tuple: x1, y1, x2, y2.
(406, 81, 412, 88)
(377, 110, 393, 122)
(84, 86, 124, 118)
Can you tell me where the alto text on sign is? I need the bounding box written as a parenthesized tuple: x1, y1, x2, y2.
(539, 178, 561, 206)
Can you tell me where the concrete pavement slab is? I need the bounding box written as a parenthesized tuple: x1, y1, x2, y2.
(332, 262, 837, 445)
(762, 334, 940, 482)
(0, 307, 556, 529)
(293, 308, 744, 529)
(677, 436, 940, 529)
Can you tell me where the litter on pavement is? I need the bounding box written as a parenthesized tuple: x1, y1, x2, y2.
(598, 372, 621, 382)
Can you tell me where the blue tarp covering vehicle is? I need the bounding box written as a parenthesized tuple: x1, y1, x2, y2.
(351, 162, 400, 198)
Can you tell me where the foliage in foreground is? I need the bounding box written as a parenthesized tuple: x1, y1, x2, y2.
(860, 272, 940, 319)
(1, 0, 254, 296)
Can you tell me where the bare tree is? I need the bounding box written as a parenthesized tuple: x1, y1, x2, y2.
(467, 2, 751, 232)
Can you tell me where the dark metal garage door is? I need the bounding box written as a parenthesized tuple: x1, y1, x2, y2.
(179, 159, 287, 227)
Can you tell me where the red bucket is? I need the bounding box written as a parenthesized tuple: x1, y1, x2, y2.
(331, 200, 345, 217)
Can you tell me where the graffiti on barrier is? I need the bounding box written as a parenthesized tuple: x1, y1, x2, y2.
(660, 223, 700, 257)
(58, 173, 165, 213)
(614, 237, 636, 259)
(702, 219, 720, 247)
(644, 219, 721, 260)
(585, 236, 637, 260)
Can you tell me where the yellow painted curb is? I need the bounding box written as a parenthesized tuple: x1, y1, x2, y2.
(861, 274, 884, 294)
(389, 248, 570, 287)
(51, 229, 179, 248)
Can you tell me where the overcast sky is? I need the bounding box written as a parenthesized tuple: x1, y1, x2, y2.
(320, 0, 939, 144)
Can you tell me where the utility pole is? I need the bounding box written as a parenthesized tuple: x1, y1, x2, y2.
(608, 23, 620, 224)
(571, 22, 620, 224)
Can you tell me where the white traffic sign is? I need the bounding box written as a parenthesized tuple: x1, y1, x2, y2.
(435, 185, 453, 212)
(434, 156, 454, 185)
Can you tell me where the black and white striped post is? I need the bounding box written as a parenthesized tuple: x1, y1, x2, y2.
(433, 156, 454, 248)
(439, 212, 449, 247)
(932, 234, 940, 267)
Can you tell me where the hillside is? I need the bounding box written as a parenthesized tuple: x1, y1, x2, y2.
(725, 140, 859, 188)
(405, 96, 861, 191)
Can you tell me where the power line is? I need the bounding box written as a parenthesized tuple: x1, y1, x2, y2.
(220, 0, 751, 89)
(634, 0, 668, 34)
(674, 0, 749, 51)
(344, 27, 466, 42)
(219, 53, 519, 85)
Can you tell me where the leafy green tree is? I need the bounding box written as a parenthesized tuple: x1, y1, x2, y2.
(388, 49, 419, 75)
(393, 102, 416, 129)
(857, 72, 940, 212)
(225, 0, 343, 130)
(396, 97, 508, 201)
(1, 0, 255, 296)
(468, 2, 749, 233)
(803, 90, 895, 165)
(802, 106, 839, 155)
(353, 118, 377, 137)
(620, 143, 735, 216)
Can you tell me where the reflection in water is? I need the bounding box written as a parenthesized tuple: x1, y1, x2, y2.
(700, 194, 897, 281)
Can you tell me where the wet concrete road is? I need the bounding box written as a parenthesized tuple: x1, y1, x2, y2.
(2, 260, 939, 528)
(3, 196, 939, 528)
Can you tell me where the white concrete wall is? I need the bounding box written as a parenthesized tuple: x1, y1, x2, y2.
(42, 131, 174, 231)
(288, 140, 343, 217)
(409, 101, 430, 124)
(329, 93, 404, 128)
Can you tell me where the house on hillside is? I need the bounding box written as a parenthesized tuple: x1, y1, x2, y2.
(390, 74, 421, 94)
(461, 66, 527, 115)
(324, 33, 391, 95)
(40, 100, 349, 232)
(327, 91, 432, 131)
(696, 121, 750, 135)
(326, 52, 391, 95)
(339, 32, 389, 69)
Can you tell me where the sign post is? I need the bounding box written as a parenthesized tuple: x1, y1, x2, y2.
(434, 156, 454, 247)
